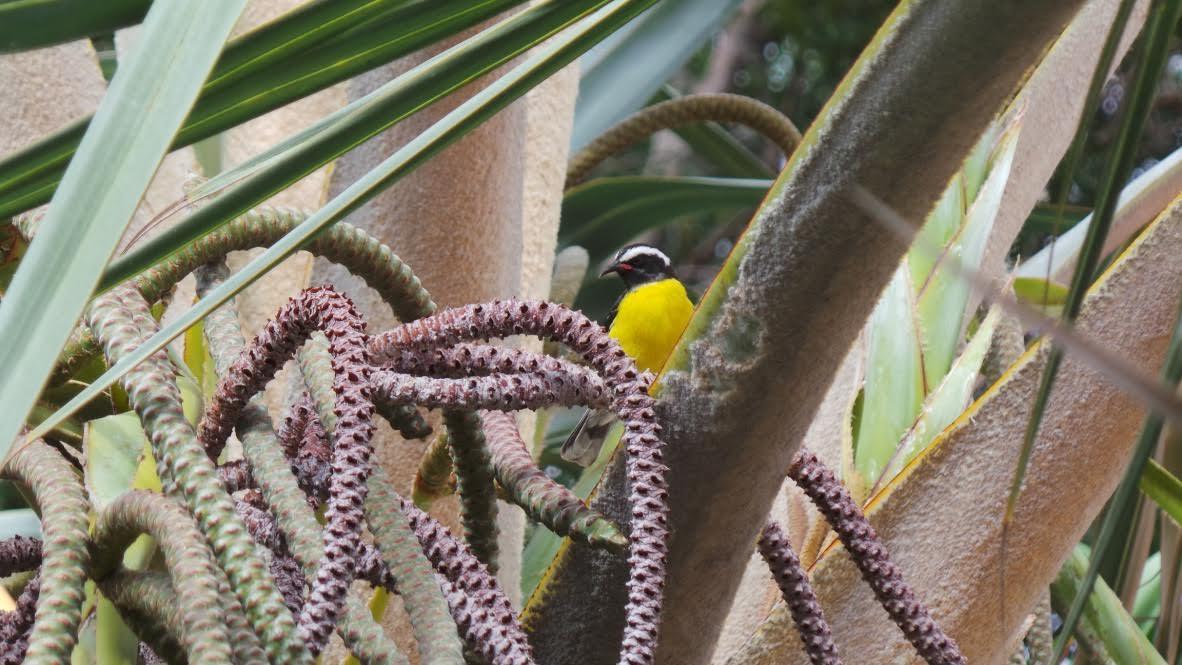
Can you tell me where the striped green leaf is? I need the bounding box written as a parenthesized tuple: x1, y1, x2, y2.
(26, 0, 661, 444)
(854, 268, 926, 486)
(0, 0, 529, 218)
(851, 117, 1019, 490)
(571, 0, 746, 149)
(0, 0, 149, 53)
(559, 176, 770, 265)
(99, 0, 613, 291)
(877, 306, 1001, 487)
(0, 0, 246, 460)
(914, 119, 1018, 382)
(1143, 459, 1182, 528)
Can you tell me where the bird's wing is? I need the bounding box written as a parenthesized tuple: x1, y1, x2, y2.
(560, 288, 627, 466)
(560, 409, 616, 467)
(604, 289, 626, 329)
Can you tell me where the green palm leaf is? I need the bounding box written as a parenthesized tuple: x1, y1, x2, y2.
(0, 0, 246, 460)
(25, 0, 661, 445)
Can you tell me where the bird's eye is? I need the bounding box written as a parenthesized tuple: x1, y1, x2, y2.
(618, 263, 633, 271)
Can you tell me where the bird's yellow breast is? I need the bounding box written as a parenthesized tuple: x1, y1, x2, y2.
(608, 278, 693, 373)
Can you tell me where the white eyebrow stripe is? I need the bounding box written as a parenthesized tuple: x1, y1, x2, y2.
(617, 245, 670, 267)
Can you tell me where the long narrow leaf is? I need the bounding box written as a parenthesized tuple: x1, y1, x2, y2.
(571, 0, 745, 149)
(0, 0, 530, 217)
(1144, 459, 1182, 527)
(850, 118, 1016, 492)
(876, 306, 1001, 487)
(1017, 145, 1182, 282)
(207, 0, 412, 89)
(914, 119, 1018, 381)
(1052, 545, 1167, 665)
(99, 0, 609, 290)
(854, 268, 926, 487)
(0, 0, 149, 53)
(24, 0, 660, 445)
(559, 176, 770, 265)
(0, 0, 246, 460)
(178, 0, 529, 144)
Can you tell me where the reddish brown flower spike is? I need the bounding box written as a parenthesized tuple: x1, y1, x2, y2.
(369, 300, 668, 665)
(788, 451, 964, 665)
(197, 287, 375, 655)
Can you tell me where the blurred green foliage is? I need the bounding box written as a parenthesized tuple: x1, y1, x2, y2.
(736, 0, 897, 123)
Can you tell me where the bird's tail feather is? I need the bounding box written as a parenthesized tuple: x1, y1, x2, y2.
(560, 409, 615, 467)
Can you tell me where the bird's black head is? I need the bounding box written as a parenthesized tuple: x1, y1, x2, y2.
(601, 243, 674, 288)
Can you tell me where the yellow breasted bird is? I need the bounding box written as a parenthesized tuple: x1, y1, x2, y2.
(560, 243, 694, 466)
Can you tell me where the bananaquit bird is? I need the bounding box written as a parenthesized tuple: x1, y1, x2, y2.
(560, 243, 693, 466)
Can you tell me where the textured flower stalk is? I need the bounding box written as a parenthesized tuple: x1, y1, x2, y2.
(1, 441, 89, 665)
(236, 493, 287, 552)
(91, 491, 232, 663)
(788, 451, 965, 665)
(0, 575, 39, 664)
(218, 459, 255, 494)
(237, 497, 395, 590)
(98, 570, 185, 664)
(100, 486, 269, 661)
(296, 325, 498, 572)
(135, 207, 436, 320)
(117, 272, 268, 664)
(55, 207, 438, 386)
(237, 404, 410, 665)
(1026, 594, 1053, 665)
(275, 393, 332, 506)
(376, 401, 434, 440)
(47, 325, 101, 386)
(437, 575, 535, 665)
(102, 564, 264, 665)
(371, 300, 670, 665)
(87, 286, 304, 663)
(757, 521, 841, 665)
(365, 467, 465, 665)
(270, 554, 307, 615)
(566, 93, 800, 188)
(481, 411, 626, 550)
(372, 369, 609, 412)
(276, 393, 316, 459)
(309, 329, 434, 441)
(443, 410, 500, 571)
(195, 264, 410, 665)
(198, 286, 375, 654)
(382, 343, 600, 383)
(0, 536, 41, 577)
(303, 326, 502, 578)
(399, 497, 533, 664)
